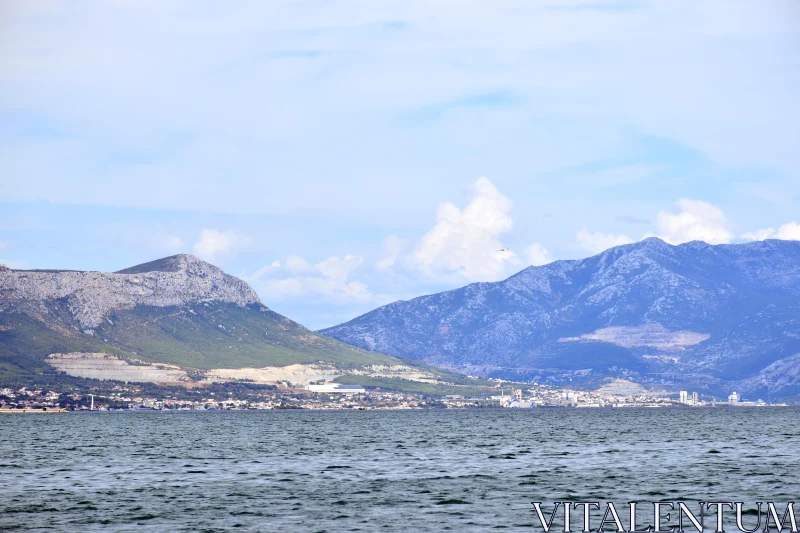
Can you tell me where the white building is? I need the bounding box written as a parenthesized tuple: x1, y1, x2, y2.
(679, 391, 688, 404)
(728, 391, 740, 403)
(692, 392, 698, 405)
(307, 383, 366, 394)
(560, 391, 577, 406)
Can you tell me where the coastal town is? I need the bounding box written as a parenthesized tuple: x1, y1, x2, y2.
(0, 380, 787, 412)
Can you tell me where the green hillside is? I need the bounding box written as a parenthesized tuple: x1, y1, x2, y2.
(0, 302, 404, 384)
(0, 312, 124, 382)
(101, 302, 397, 369)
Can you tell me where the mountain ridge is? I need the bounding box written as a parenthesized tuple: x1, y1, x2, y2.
(2, 253, 261, 329)
(320, 238, 800, 397)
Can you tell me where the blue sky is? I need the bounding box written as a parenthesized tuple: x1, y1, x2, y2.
(1, 1, 799, 329)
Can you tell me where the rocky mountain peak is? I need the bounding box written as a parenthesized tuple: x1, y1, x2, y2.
(1, 255, 261, 328)
(638, 236, 670, 247)
(116, 254, 214, 275)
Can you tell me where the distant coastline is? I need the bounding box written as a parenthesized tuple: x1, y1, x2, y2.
(0, 408, 67, 414)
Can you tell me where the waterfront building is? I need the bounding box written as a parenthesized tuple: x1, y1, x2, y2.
(560, 391, 577, 406)
(307, 383, 366, 394)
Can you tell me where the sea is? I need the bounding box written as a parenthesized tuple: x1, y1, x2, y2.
(1, 408, 798, 532)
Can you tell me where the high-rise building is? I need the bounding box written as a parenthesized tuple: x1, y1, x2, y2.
(679, 391, 688, 404)
(560, 391, 577, 406)
(692, 392, 698, 405)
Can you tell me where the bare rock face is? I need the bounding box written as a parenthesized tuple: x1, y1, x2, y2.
(0, 254, 261, 328)
(47, 352, 190, 383)
(558, 324, 710, 350)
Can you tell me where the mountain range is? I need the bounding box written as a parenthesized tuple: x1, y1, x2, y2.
(321, 238, 800, 399)
(5, 240, 800, 399)
(0, 254, 436, 388)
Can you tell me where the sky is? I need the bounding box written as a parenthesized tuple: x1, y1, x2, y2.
(1, 1, 799, 329)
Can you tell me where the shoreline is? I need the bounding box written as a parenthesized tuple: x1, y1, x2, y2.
(0, 408, 68, 414)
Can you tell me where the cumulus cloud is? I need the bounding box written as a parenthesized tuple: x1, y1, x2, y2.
(741, 221, 800, 242)
(651, 199, 733, 245)
(771, 222, 800, 241)
(409, 178, 518, 281)
(379, 179, 553, 278)
(244, 180, 553, 313)
(524, 243, 552, 266)
(248, 254, 372, 304)
(192, 229, 250, 260)
(578, 198, 735, 253)
(577, 229, 634, 254)
(740, 228, 775, 241)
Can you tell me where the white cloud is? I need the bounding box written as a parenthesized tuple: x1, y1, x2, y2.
(524, 243, 552, 266)
(583, 208, 800, 254)
(248, 254, 372, 304)
(651, 199, 733, 245)
(741, 221, 800, 241)
(577, 229, 634, 254)
(740, 228, 775, 241)
(192, 229, 250, 260)
(774, 222, 800, 240)
(409, 177, 518, 281)
(577, 198, 735, 253)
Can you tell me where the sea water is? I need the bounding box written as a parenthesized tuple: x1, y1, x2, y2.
(1, 408, 798, 532)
